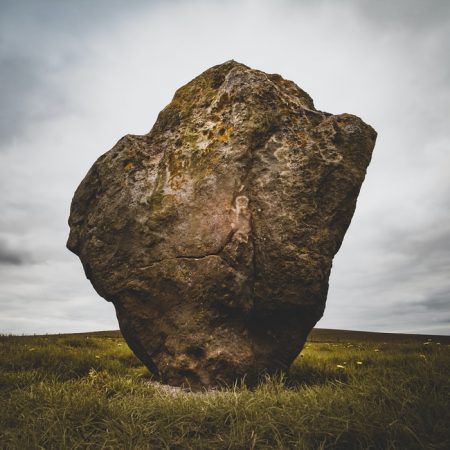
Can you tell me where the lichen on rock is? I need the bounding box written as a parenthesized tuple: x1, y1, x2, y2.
(67, 60, 377, 389)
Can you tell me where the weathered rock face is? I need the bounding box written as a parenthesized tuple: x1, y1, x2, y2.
(67, 60, 376, 389)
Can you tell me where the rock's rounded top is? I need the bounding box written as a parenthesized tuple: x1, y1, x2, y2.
(67, 61, 376, 389)
(204, 59, 316, 108)
(148, 60, 320, 141)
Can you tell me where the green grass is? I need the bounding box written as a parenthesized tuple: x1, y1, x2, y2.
(1, 330, 449, 449)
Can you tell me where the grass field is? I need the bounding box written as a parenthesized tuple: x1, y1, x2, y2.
(1, 329, 449, 449)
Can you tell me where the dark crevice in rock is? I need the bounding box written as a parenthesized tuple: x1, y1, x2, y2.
(136, 228, 239, 270)
(248, 215, 257, 300)
(138, 252, 226, 270)
(215, 228, 237, 257)
(245, 126, 280, 295)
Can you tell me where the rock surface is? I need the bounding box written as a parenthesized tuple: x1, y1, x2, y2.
(67, 61, 377, 389)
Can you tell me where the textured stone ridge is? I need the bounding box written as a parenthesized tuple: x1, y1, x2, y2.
(67, 60, 377, 389)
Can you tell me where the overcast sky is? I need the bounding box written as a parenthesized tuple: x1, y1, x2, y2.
(0, 0, 449, 335)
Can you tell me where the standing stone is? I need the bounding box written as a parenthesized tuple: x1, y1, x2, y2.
(67, 61, 376, 389)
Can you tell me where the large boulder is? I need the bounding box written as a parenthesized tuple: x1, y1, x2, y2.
(67, 60, 376, 389)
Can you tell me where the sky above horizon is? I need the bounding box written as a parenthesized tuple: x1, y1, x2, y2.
(1, 0, 449, 335)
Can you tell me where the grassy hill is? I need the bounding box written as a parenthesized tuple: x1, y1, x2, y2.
(309, 327, 450, 343)
(42, 327, 450, 343)
(1, 328, 449, 449)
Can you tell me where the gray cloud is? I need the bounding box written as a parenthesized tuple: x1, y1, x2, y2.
(0, 0, 152, 148)
(417, 289, 450, 312)
(0, 238, 28, 266)
(356, 0, 450, 32)
(0, 54, 75, 149)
